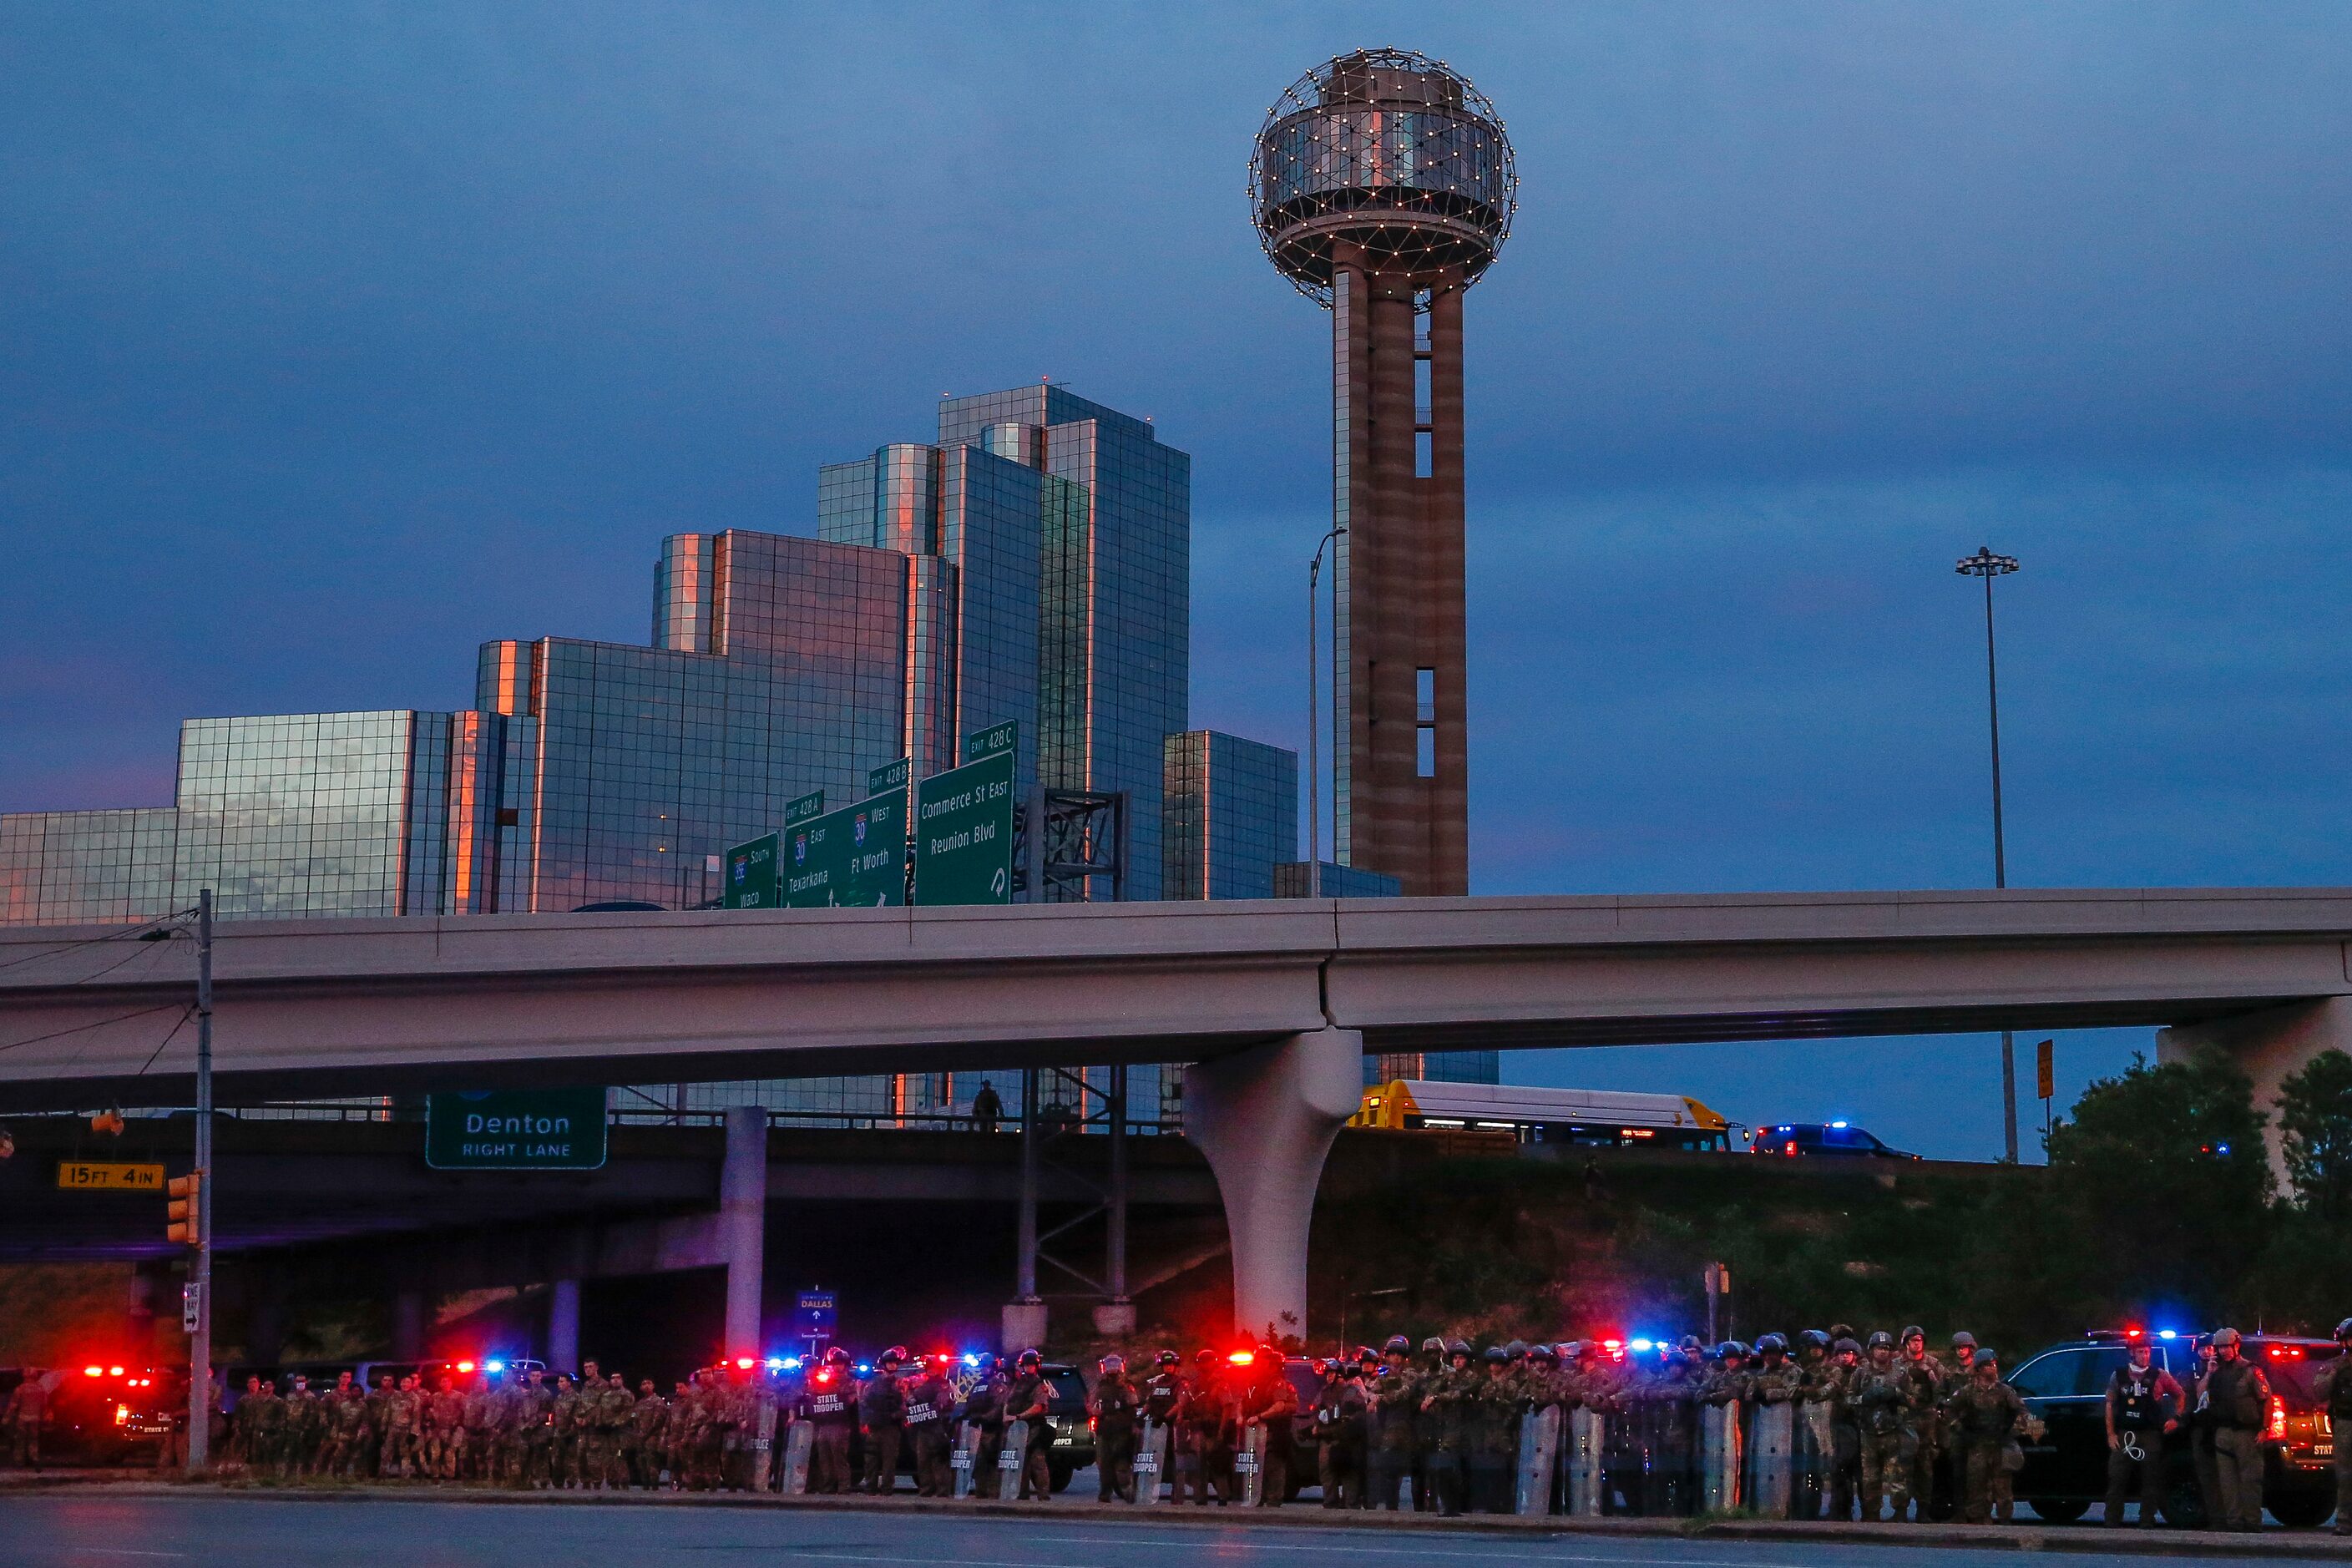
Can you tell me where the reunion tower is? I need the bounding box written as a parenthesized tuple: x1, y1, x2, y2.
(1251, 48, 1515, 898)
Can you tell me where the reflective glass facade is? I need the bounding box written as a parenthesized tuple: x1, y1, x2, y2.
(1162, 731, 1298, 902)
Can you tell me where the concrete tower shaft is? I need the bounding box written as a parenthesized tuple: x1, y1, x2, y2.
(1251, 50, 1515, 896)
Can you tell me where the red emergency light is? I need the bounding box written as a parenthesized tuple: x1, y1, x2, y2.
(814, 1371, 833, 1384)
(83, 1366, 103, 1377)
(736, 1358, 754, 1370)
(108, 1365, 124, 1377)
(1227, 1349, 1255, 1366)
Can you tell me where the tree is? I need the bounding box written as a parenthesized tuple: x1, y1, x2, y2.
(2277, 1048, 2352, 1222)
(2041, 1051, 2272, 1323)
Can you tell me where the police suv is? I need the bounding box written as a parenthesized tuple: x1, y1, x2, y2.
(2009, 1329, 2339, 1528)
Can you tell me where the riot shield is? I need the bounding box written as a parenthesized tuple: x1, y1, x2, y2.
(951, 1420, 980, 1499)
(999, 1419, 1031, 1495)
(1749, 1401, 1796, 1517)
(1135, 1419, 1169, 1505)
(1798, 1402, 1834, 1520)
(779, 1419, 813, 1495)
(1699, 1400, 1743, 1512)
(1515, 1405, 1561, 1515)
(1565, 1407, 1604, 1516)
(751, 1396, 780, 1492)
(1235, 1422, 1266, 1507)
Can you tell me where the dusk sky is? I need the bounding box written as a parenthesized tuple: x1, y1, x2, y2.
(6, 4, 2350, 1159)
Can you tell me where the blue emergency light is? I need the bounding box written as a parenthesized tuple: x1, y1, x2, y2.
(484, 1360, 506, 1373)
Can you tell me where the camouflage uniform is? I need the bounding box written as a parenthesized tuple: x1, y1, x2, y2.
(1895, 1334, 1945, 1520)
(629, 1382, 669, 1489)
(1945, 1365, 2028, 1524)
(1851, 1348, 1914, 1521)
(1363, 1354, 1420, 1511)
(424, 1379, 468, 1479)
(283, 1380, 323, 1475)
(381, 1378, 423, 1479)
(549, 1378, 582, 1487)
(324, 1378, 368, 1477)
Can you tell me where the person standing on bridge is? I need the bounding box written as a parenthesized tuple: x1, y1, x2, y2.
(971, 1080, 1003, 1134)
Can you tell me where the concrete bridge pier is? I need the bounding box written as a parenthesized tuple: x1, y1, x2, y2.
(2160, 995, 2352, 1187)
(1185, 1026, 1363, 1341)
(720, 1105, 768, 1361)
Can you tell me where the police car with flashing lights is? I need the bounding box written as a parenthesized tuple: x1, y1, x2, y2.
(2009, 1329, 2341, 1528)
(1747, 1121, 1920, 1160)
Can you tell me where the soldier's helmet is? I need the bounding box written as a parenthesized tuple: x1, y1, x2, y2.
(1482, 1346, 1510, 1365)
(1756, 1333, 1788, 1356)
(881, 1346, 908, 1366)
(1899, 1324, 1925, 1348)
(1715, 1341, 1743, 1361)
(824, 1346, 852, 1366)
(1867, 1331, 1895, 1351)
(1157, 1349, 1180, 1366)
(1505, 1339, 1530, 1358)
(1101, 1355, 1125, 1374)
(1018, 1348, 1043, 1368)
(1797, 1329, 1831, 1354)
(2334, 1318, 2352, 1344)
(1194, 1348, 1218, 1365)
(1446, 1338, 1473, 1358)
(1558, 1343, 1581, 1360)
(1422, 1336, 1447, 1355)
(1833, 1337, 1862, 1357)
(1356, 1347, 1381, 1365)
(2211, 1328, 2241, 1346)
(1950, 1330, 1977, 1350)
(1677, 1334, 1704, 1353)
(1384, 1335, 1413, 1355)
(1973, 1348, 1999, 1368)
(1529, 1343, 1557, 1363)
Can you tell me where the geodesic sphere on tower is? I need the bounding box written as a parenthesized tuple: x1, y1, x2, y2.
(1249, 48, 1516, 309)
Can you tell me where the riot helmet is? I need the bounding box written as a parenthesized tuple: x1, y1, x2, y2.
(880, 1346, 908, 1367)
(1867, 1330, 1895, 1352)
(1755, 1333, 1788, 1358)
(1797, 1329, 1831, 1355)
(823, 1346, 852, 1366)
(1100, 1354, 1125, 1375)
(1383, 1335, 1413, 1356)
(2336, 1318, 2352, 1345)
(1949, 1330, 1977, 1351)
(1018, 1348, 1042, 1368)
(1157, 1349, 1181, 1367)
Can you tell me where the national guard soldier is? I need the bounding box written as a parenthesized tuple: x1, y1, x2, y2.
(362, 1373, 393, 1476)
(547, 1373, 582, 1487)
(858, 1348, 908, 1494)
(424, 1372, 466, 1480)
(904, 1354, 955, 1497)
(1419, 1340, 1474, 1516)
(627, 1378, 666, 1490)
(1794, 1330, 1838, 1519)
(1646, 1338, 1706, 1517)
(2101, 1335, 2181, 1526)
(1826, 1337, 1864, 1520)
(605, 1371, 641, 1488)
(1006, 1348, 1057, 1501)
(321, 1371, 364, 1478)
(1464, 1346, 1519, 1513)
(1935, 1332, 1980, 1520)
(1310, 1354, 1368, 1508)
(1363, 1336, 1417, 1510)
(1177, 1348, 1232, 1505)
(243, 1375, 287, 1477)
(1748, 1333, 1803, 1516)
(2203, 1328, 2273, 1532)
(517, 1368, 554, 1488)
(2315, 1318, 2352, 1537)
(285, 1373, 324, 1476)
(1853, 1332, 1913, 1522)
(961, 1356, 1009, 1499)
(1089, 1353, 1142, 1502)
(805, 1348, 857, 1495)
(1945, 1348, 2030, 1524)
(1896, 1325, 1944, 1520)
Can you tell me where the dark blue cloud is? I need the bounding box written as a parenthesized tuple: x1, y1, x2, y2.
(5, 3, 2349, 1156)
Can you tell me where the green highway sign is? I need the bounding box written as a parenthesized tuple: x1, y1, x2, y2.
(784, 789, 826, 827)
(426, 1087, 609, 1171)
(723, 832, 779, 908)
(964, 720, 1019, 762)
(914, 749, 1015, 905)
(867, 757, 910, 796)
(782, 788, 908, 908)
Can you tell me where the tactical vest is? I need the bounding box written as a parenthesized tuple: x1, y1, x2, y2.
(2113, 1367, 2164, 1430)
(2327, 1363, 2352, 1419)
(2208, 1360, 2264, 1430)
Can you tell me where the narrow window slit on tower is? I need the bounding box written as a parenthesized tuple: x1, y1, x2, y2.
(1416, 667, 1436, 776)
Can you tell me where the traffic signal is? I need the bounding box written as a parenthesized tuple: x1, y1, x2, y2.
(166, 1171, 202, 1247)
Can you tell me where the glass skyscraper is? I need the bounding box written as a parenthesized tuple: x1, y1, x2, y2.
(1162, 731, 1297, 902)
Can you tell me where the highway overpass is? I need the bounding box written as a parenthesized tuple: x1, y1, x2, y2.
(5, 887, 2348, 1333)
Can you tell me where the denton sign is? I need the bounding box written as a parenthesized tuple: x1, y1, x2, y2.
(425, 1087, 609, 1171)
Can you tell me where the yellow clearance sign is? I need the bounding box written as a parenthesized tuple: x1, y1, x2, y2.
(56, 1161, 166, 1191)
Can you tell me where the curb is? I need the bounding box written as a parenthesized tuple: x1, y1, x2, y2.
(8, 1478, 2349, 1557)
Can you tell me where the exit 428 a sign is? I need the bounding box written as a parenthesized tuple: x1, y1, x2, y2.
(425, 1087, 608, 1171)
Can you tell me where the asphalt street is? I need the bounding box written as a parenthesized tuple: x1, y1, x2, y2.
(0, 1496, 2323, 1568)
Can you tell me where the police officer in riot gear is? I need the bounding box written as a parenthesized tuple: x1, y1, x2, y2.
(804, 1347, 857, 1495)
(2317, 1319, 2352, 1537)
(2203, 1328, 2272, 1532)
(1089, 1354, 1141, 1503)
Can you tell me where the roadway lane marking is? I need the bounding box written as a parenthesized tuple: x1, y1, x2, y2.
(70, 1554, 189, 1560)
(1037, 1540, 1760, 1567)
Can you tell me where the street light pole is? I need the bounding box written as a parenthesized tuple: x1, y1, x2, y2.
(1308, 526, 1345, 898)
(187, 888, 214, 1470)
(1956, 547, 2021, 1162)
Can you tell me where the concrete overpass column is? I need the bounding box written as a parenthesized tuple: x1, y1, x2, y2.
(720, 1105, 767, 1361)
(1184, 1026, 1363, 1341)
(2160, 996, 2352, 1189)
(547, 1279, 581, 1373)
(391, 1287, 426, 1361)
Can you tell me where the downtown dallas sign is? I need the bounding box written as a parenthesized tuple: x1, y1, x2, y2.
(725, 723, 1016, 912)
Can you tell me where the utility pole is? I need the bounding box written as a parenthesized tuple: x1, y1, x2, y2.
(1957, 547, 2021, 1162)
(187, 888, 215, 1470)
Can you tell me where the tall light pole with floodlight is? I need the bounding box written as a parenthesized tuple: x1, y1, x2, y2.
(1957, 544, 2021, 1162)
